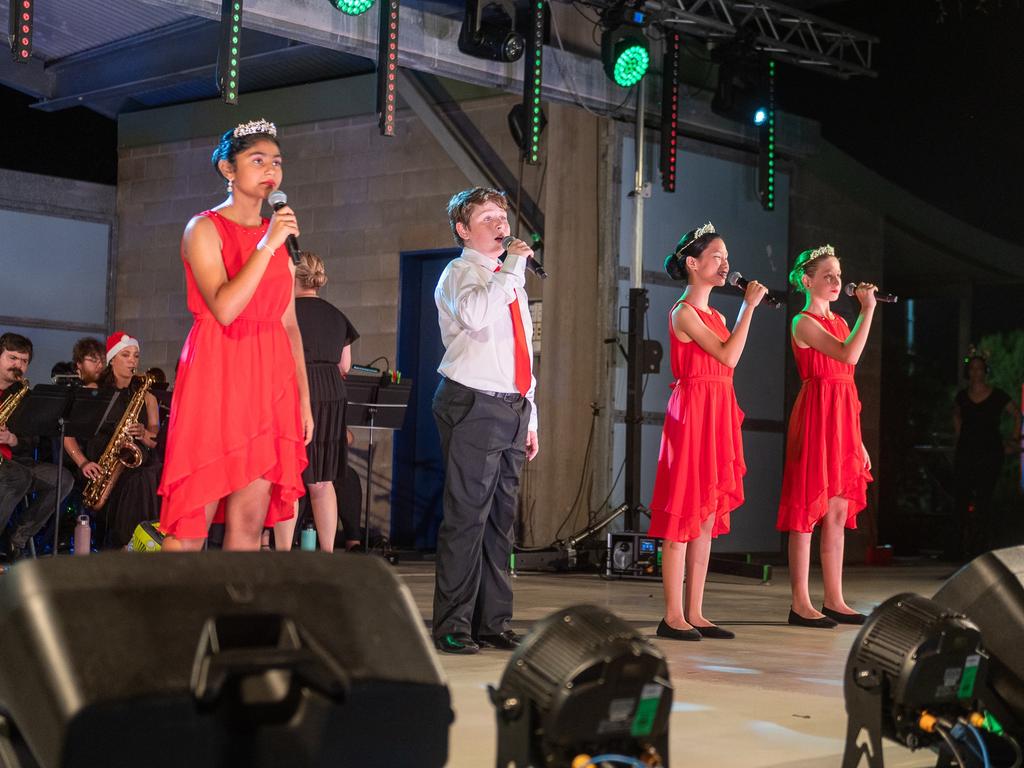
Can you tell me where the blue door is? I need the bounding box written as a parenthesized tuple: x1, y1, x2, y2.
(392, 248, 458, 550)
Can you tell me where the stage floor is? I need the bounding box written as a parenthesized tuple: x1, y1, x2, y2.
(398, 562, 950, 768)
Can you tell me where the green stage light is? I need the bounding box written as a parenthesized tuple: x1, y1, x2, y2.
(328, 0, 374, 16)
(601, 25, 650, 88)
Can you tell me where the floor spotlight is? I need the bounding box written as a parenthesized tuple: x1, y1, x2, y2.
(934, 547, 1024, 737)
(489, 604, 672, 767)
(458, 0, 524, 63)
(841, 593, 991, 767)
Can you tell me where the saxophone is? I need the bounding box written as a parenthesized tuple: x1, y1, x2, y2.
(83, 373, 155, 510)
(0, 379, 29, 465)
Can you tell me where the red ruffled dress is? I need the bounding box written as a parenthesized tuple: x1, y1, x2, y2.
(158, 210, 307, 539)
(777, 311, 873, 532)
(648, 300, 746, 543)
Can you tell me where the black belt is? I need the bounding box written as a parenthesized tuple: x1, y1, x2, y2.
(447, 378, 523, 403)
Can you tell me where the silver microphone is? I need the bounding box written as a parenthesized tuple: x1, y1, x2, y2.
(844, 282, 897, 303)
(500, 236, 548, 280)
(727, 271, 784, 309)
(267, 189, 302, 265)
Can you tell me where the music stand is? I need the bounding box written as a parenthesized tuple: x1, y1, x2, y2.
(345, 374, 411, 555)
(7, 385, 120, 556)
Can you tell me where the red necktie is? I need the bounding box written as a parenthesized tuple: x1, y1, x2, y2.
(494, 266, 532, 396)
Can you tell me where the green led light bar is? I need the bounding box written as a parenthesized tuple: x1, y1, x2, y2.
(758, 59, 776, 210)
(520, 0, 546, 163)
(218, 0, 242, 104)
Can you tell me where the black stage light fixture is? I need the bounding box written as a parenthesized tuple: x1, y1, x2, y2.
(217, 0, 243, 104)
(489, 604, 672, 768)
(376, 0, 400, 136)
(600, 6, 650, 89)
(8, 0, 33, 62)
(934, 546, 1024, 737)
(659, 31, 681, 192)
(840, 593, 990, 768)
(710, 30, 767, 127)
(458, 0, 523, 63)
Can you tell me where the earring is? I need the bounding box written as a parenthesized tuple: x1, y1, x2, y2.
(227, 178, 234, 194)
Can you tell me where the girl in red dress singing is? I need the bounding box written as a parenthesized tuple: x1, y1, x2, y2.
(649, 223, 767, 641)
(158, 119, 313, 551)
(778, 245, 876, 627)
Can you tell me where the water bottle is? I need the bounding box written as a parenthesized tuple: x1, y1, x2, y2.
(74, 515, 91, 556)
(300, 522, 317, 552)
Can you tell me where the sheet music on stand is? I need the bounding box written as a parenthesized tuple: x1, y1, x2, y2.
(6, 384, 119, 556)
(345, 373, 411, 556)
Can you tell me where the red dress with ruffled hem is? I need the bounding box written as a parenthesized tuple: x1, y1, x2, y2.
(777, 312, 873, 533)
(158, 210, 307, 539)
(647, 300, 746, 543)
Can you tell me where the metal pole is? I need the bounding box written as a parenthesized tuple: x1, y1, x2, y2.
(632, 81, 646, 290)
(624, 82, 648, 531)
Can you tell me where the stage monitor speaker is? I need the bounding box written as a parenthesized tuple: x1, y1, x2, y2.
(933, 545, 1024, 733)
(0, 553, 451, 768)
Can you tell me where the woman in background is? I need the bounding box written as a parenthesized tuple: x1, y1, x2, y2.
(274, 252, 359, 552)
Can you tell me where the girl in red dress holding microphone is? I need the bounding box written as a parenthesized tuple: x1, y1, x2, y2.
(778, 245, 876, 627)
(649, 223, 767, 641)
(158, 119, 313, 551)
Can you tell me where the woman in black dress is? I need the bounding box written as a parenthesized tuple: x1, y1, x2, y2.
(952, 349, 1020, 558)
(274, 252, 359, 551)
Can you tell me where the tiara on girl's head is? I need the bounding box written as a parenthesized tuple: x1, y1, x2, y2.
(233, 119, 277, 138)
(692, 222, 716, 239)
(807, 244, 835, 261)
(964, 344, 990, 364)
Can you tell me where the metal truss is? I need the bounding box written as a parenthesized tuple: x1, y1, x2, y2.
(655, 0, 878, 78)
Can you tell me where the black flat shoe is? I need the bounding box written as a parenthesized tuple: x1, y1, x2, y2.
(822, 606, 867, 625)
(435, 633, 480, 655)
(477, 630, 522, 650)
(788, 609, 838, 629)
(656, 619, 702, 641)
(692, 624, 735, 640)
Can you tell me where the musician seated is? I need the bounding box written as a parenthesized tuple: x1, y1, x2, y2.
(0, 333, 74, 562)
(63, 332, 162, 550)
(72, 337, 106, 388)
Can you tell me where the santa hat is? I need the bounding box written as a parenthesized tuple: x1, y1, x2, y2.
(105, 332, 140, 364)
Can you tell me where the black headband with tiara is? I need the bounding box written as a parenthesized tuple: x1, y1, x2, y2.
(673, 221, 717, 260)
(798, 244, 836, 270)
(232, 118, 277, 138)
